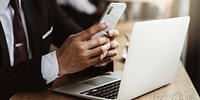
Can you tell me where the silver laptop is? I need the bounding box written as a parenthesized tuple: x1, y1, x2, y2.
(53, 16, 190, 100)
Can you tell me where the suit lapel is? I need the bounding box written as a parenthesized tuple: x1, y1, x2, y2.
(21, 0, 42, 57)
(0, 22, 11, 66)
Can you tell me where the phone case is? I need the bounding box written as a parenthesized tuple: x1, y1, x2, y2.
(91, 3, 126, 39)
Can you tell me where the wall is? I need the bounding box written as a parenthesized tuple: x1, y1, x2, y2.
(186, 0, 200, 95)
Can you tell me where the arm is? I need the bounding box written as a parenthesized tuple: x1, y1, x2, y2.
(0, 58, 50, 99)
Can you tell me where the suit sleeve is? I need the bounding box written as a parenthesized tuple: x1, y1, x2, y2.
(51, 0, 83, 47)
(0, 57, 51, 99)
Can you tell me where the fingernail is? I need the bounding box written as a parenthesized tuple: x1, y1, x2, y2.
(99, 23, 106, 29)
(108, 30, 113, 37)
(104, 22, 109, 27)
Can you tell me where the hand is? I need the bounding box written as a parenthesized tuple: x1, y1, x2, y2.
(95, 29, 119, 67)
(56, 23, 111, 75)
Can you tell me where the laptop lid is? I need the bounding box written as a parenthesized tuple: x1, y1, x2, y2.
(117, 16, 190, 100)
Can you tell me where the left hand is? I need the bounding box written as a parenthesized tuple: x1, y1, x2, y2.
(95, 29, 119, 67)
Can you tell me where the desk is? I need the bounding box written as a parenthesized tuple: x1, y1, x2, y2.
(11, 21, 199, 100)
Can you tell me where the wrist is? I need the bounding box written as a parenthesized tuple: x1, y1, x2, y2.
(56, 50, 66, 76)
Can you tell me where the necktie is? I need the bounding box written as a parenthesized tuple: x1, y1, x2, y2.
(10, 0, 28, 63)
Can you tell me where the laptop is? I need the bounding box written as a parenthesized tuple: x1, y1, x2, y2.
(53, 16, 190, 100)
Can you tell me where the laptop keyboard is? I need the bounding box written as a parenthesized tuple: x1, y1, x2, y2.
(80, 80, 121, 99)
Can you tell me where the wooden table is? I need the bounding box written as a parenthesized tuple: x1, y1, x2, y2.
(11, 21, 199, 100)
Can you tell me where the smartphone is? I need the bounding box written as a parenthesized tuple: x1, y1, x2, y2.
(91, 3, 127, 39)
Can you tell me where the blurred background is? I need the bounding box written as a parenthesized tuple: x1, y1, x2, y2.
(56, 0, 199, 95)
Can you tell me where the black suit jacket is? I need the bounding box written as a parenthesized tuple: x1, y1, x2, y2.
(0, 0, 113, 99)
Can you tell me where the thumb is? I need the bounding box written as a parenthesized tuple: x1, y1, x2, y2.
(78, 22, 108, 41)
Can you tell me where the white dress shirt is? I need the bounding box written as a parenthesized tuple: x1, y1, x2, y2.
(0, 0, 59, 84)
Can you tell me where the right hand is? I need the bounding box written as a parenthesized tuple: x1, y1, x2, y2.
(56, 23, 111, 75)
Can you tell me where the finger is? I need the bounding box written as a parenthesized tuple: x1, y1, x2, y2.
(87, 52, 109, 67)
(100, 51, 108, 60)
(107, 29, 119, 40)
(87, 42, 110, 58)
(106, 49, 118, 58)
(95, 57, 113, 67)
(110, 39, 119, 49)
(86, 36, 110, 49)
(78, 23, 108, 41)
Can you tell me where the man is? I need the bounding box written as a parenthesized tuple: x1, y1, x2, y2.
(0, 0, 119, 99)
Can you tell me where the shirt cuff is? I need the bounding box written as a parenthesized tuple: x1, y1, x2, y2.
(41, 51, 59, 84)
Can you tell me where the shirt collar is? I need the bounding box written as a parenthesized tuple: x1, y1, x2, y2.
(0, 0, 22, 16)
(0, 0, 10, 16)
